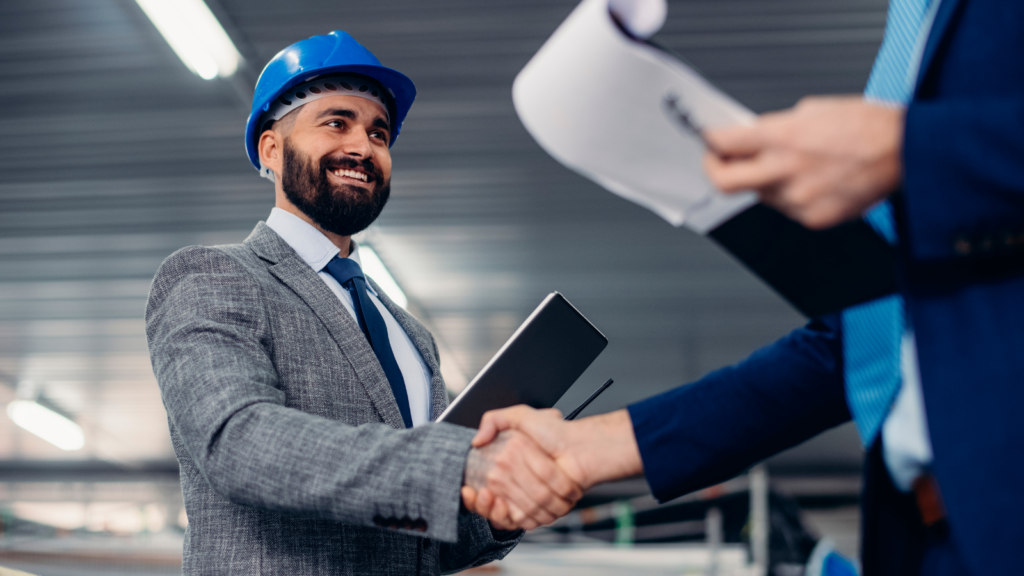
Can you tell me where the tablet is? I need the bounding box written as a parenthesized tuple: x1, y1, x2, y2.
(437, 292, 608, 429)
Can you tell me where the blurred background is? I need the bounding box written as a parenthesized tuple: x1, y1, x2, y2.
(0, 0, 886, 573)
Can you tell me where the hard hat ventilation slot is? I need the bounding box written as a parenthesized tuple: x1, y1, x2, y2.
(340, 82, 353, 90)
(309, 86, 321, 94)
(279, 97, 292, 106)
(324, 83, 337, 91)
(358, 85, 368, 92)
(296, 91, 307, 99)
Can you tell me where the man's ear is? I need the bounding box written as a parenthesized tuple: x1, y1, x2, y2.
(258, 129, 284, 178)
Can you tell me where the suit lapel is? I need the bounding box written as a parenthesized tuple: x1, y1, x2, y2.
(913, 0, 964, 97)
(369, 278, 451, 420)
(246, 223, 408, 430)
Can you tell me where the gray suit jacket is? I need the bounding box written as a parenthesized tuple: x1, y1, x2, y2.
(146, 222, 519, 575)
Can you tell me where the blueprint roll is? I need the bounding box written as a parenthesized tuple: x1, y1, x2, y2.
(512, 0, 896, 318)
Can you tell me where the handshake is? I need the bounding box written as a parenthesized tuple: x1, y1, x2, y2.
(460, 406, 644, 531)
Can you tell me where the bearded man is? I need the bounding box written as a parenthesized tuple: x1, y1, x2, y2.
(145, 31, 580, 575)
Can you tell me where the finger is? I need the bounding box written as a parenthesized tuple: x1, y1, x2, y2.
(461, 486, 478, 511)
(473, 414, 499, 447)
(478, 489, 517, 531)
(704, 123, 768, 158)
(523, 443, 583, 511)
(475, 487, 495, 520)
(473, 405, 534, 447)
(506, 500, 540, 531)
(473, 406, 522, 446)
(487, 442, 559, 527)
(489, 495, 518, 531)
(780, 192, 855, 230)
(497, 438, 565, 525)
(704, 150, 794, 195)
(500, 471, 557, 528)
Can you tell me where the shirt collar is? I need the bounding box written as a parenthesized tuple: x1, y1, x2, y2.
(265, 207, 364, 272)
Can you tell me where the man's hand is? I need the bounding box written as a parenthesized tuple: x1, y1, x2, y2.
(462, 406, 643, 530)
(461, 429, 582, 531)
(704, 95, 904, 229)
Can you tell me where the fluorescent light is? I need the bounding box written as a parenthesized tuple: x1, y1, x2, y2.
(6, 400, 85, 451)
(136, 0, 241, 80)
(359, 245, 408, 309)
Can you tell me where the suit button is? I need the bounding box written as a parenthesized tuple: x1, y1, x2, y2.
(978, 234, 995, 254)
(1002, 231, 1023, 251)
(413, 519, 428, 532)
(373, 514, 387, 527)
(952, 235, 972, 256)
(400, 516, 413, 530)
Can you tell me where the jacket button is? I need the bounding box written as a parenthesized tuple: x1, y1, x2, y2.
(400, 516, 413, 530)
(373, 514, 386, 527)
(413, 519, 428, 532)
(1003, 231, 1023, 251)
(952, 235, 972, 256)
(978, 234, 995, 254)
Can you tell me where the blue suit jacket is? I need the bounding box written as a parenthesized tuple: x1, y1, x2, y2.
(629, 1, 1024, 574)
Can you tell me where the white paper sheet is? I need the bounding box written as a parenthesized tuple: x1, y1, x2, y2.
(512, 0, 758, 233)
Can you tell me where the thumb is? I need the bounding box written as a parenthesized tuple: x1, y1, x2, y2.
(461, 486, 478, 510)
(472, 405, 532, 447)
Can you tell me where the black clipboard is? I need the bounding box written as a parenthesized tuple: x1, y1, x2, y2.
(707, 203, 898, 318)
(437, 292, 608, 429)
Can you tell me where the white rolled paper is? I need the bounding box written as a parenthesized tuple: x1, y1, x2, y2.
(512, 0, 757, 233)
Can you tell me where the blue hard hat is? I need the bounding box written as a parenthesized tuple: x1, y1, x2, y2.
(245, 31, 416, 172)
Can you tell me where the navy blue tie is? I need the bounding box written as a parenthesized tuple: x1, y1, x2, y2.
(324, 256, 413, 428)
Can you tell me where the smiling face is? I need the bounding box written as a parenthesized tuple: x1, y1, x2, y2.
(258, 93, 393, 238)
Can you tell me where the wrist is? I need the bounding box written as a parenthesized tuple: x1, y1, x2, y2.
(572, 409, 643, 488)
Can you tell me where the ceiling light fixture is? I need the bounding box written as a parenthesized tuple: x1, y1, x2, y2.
(360, 245, 409, 309)
(135, 0, 241, 80)
(6, 400, 85, 451)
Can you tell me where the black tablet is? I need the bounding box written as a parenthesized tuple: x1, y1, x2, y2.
(437, 292, 608, 429)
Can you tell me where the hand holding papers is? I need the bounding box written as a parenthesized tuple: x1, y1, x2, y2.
(513, 0, 898, 317)
(702, 96, 906, 230)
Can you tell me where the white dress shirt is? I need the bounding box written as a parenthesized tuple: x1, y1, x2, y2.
(883, 332, 933, 490)
(266, 208, 433, 426)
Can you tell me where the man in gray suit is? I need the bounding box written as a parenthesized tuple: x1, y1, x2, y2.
(145, 31, 580, 575)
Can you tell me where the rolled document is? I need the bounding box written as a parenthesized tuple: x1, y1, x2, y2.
(512, 0, 757, 233)
(513, 0, 898, 317)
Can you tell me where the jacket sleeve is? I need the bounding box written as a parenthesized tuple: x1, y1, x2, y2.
(146, 245, 477, 543)
(627, 315, 850, 503)
(902, 97, 1024, 263)
(439, 509, 522, 574)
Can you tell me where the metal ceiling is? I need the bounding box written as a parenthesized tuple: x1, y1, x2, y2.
(0, 0, 883, 472)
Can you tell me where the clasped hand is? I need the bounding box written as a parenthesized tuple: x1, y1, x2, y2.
(461, 406, 642, 531)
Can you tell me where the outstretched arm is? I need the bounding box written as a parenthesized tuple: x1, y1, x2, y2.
(465, 315, 851, 526)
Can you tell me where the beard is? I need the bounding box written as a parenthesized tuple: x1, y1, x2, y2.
(280, 140, 391, 237)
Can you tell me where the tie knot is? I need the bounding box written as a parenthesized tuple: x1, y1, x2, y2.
(324, 256, 364, 285)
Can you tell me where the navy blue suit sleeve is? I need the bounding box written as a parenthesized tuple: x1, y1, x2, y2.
(903, 97, 1024, 261)
(627, 315, 850, 503)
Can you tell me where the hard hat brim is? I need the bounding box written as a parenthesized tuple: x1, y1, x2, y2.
(245, 63, 416, 171)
